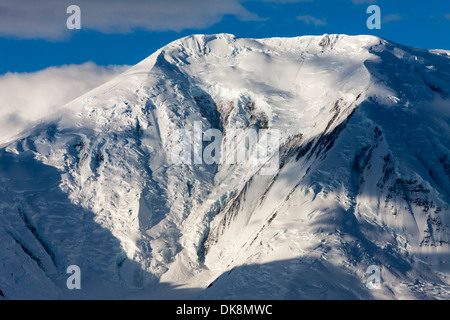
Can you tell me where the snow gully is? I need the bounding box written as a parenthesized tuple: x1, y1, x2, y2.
(170, 121, 280, 176)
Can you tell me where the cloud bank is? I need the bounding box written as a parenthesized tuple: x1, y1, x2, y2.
(0, 0, 318, 40)
(0, 63, 129, 142)
(0, 0, 259, 40)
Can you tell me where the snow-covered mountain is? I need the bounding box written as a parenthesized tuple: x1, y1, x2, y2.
(0, 33, 449, 299)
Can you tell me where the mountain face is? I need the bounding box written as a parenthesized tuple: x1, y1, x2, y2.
(1, 33, 449, 300)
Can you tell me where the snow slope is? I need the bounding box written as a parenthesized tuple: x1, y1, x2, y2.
(0, 33, 449, 299)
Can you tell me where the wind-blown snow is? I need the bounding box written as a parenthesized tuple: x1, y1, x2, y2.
(0, 33, 449, 300)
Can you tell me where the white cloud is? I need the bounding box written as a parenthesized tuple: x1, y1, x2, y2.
(0, 63, 129, 142)
(0, 0, 318, 40)
(0, 0, 259, 40)
(382, 14, 402, 24)
(296, 15, 326, 26)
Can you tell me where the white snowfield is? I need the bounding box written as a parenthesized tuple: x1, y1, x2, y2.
(0, 33, 449, 300)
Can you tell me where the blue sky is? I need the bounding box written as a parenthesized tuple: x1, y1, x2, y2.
(0, 0, 449, 74)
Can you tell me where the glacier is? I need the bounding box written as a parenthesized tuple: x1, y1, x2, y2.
(0, 33, 449, 299)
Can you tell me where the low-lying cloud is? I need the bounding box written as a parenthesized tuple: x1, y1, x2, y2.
(0, 63, 129, 142)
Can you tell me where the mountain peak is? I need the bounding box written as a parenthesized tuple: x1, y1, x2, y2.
(1, 34, 449, 299)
